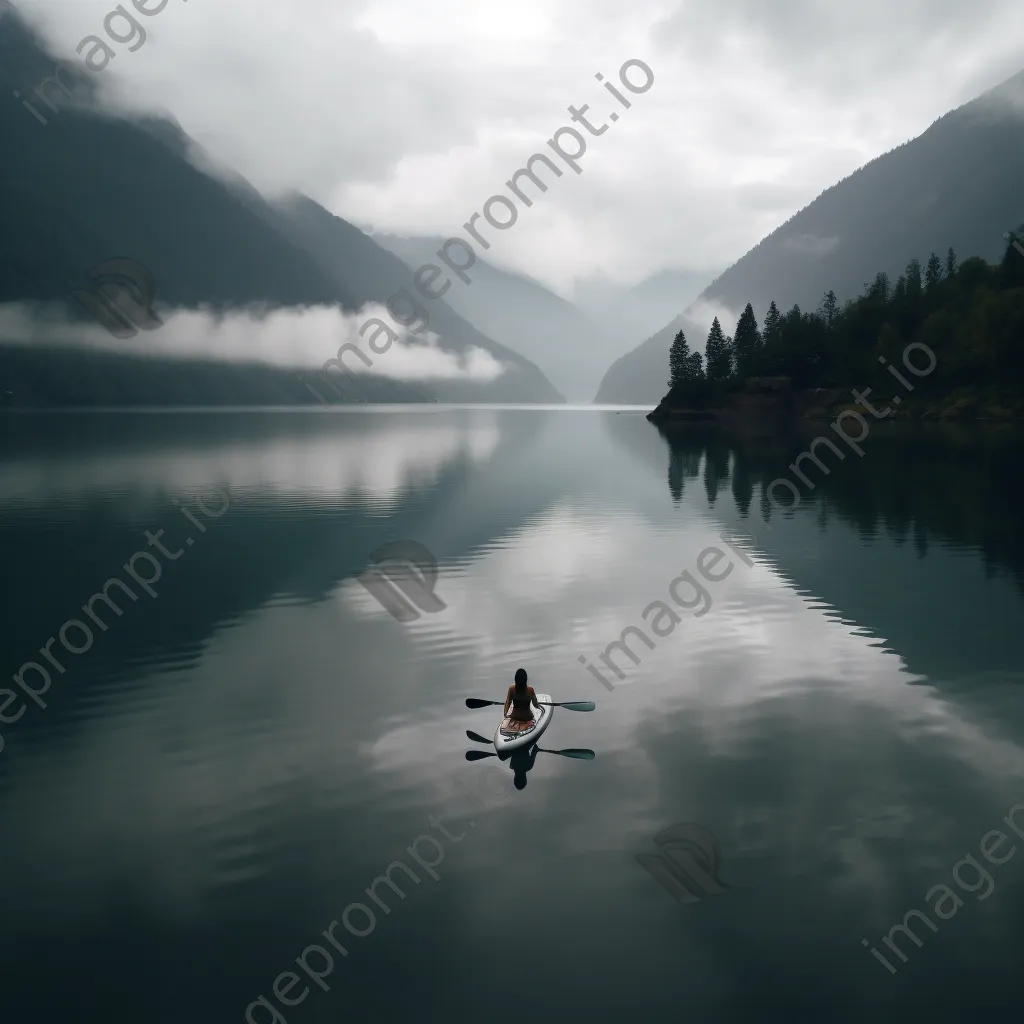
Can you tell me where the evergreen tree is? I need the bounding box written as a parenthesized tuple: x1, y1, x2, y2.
(1000, 226, 1024, 288)
(781, 304, 802, 371)
(867, 272, 890, 304)
(668, 329, 691, 388)
(705, 317, 732, 381)
(653, 237, 1024, 407)
(763, 301, 781, 346)
(818, 290, 839, 329)
(761, 301, 783, 376)
(732, 302, 762, 377)
(905, 258, 923, 299)
(1003, 227, 1024, 261)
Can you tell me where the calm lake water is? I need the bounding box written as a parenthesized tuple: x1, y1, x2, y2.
(1, 407, 1023, 1023)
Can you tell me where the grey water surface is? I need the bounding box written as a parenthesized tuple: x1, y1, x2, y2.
(1, 407, 1023, 1023)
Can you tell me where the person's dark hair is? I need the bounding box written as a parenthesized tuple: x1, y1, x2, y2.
(514, 668, 527, 692)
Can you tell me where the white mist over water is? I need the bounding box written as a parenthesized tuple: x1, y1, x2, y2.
(0, 302, 507, 382)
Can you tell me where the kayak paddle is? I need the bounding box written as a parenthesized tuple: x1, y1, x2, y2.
(465, 698, 595, 712)
(465, 747, 595, 761)
(538, 747, 595, 760)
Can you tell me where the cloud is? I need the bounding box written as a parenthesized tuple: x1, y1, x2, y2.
(985, 70, 1024, 117)
(14, 0, 1024, 292)
(653, 0, 1024, 98)
(687, 297, 742, 337)
(0, 302, 507, 383)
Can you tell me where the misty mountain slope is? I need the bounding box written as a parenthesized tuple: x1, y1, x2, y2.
(596, 69, 1024, 403)
(0, 23, 355, 312)
(595, 313, 691, 405)
(274, 204, 562, 403)
(572, 268, 717, 347)
(0, 10, 561, 404)
(374, 233, 618, 402)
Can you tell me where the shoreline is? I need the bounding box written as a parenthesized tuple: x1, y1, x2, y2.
(647, 385, 1024, 425)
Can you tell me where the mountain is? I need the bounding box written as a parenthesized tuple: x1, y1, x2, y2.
(267, 202, 562, 403)
(572, 268, 717, 346)
(595, 314, 695, 404)
(0, 9, 562, 405)
(596, 69, 1024, 403)
(374, 233, 626, 402)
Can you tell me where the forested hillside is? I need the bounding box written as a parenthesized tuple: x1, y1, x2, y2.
(655, 235, 1024, 418)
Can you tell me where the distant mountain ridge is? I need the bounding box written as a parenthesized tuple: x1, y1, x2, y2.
(375, 236, 719, 401)
(596, 69, 1024, 403)
(0, 8, 562, 405)
(571, 268, 717, 346)
(375, 233, 618, 401)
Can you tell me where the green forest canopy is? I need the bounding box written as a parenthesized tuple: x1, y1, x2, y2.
(666, 232, 1024, 410)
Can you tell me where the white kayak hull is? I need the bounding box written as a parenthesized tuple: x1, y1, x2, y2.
(494, 692, 553, 753)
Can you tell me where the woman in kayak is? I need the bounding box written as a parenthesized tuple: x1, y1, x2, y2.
(504, 668, 541, 723)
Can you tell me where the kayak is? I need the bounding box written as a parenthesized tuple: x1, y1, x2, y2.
(495, 692, 553, 754)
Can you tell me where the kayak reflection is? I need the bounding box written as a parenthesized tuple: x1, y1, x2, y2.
(464, 730, 595, 791)
(504, 743, 539, 790)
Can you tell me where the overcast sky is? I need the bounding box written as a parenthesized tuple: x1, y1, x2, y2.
(15, 0, 1024, 296)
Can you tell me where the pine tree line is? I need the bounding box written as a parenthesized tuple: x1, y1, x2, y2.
(667, 233, 1024, 403)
